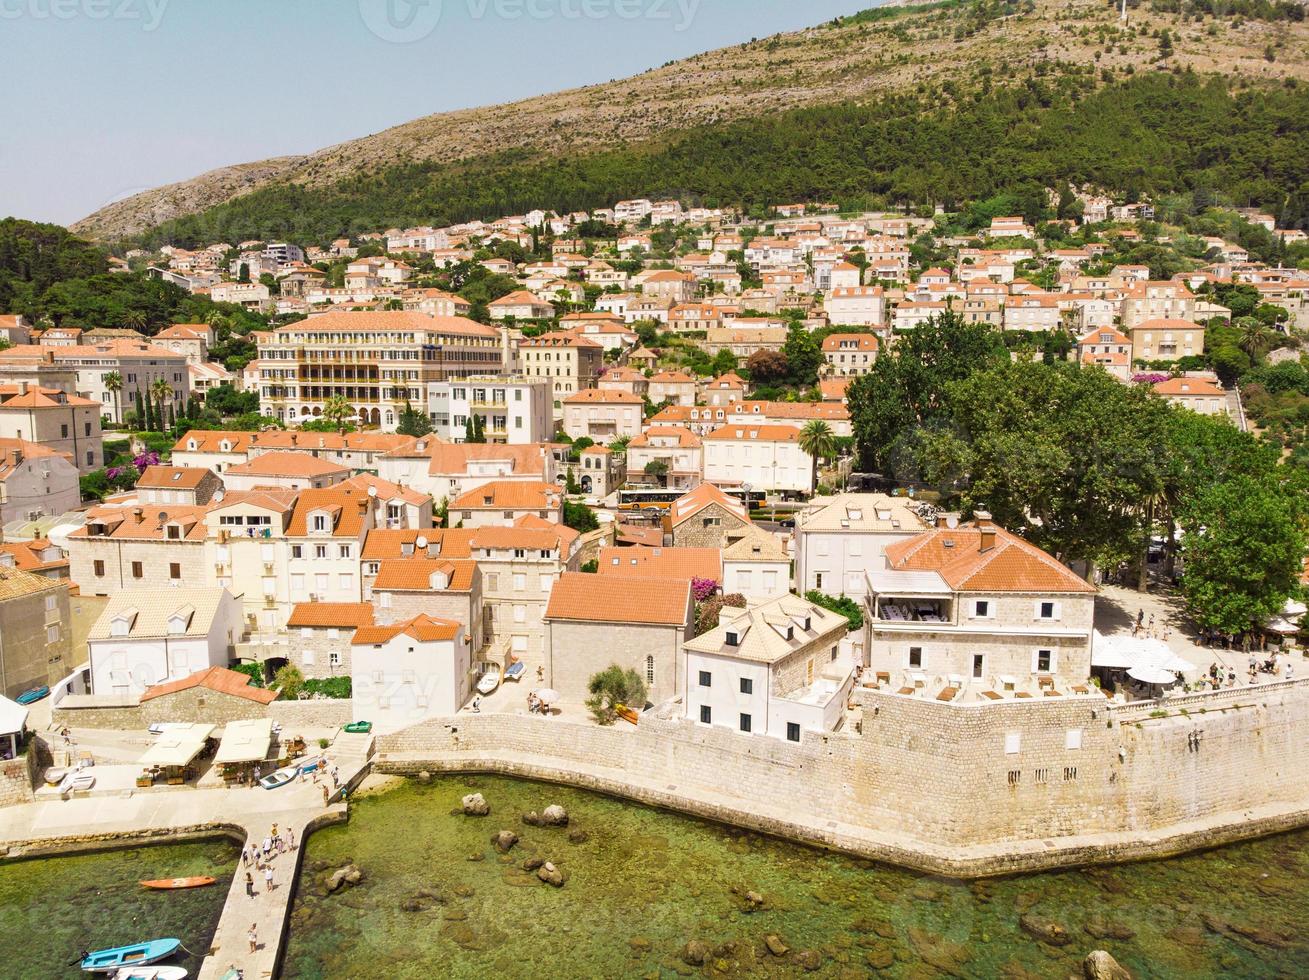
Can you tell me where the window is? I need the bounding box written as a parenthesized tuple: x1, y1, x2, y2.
(315, 545, 328, 559)
(972, 654, 984, 679)
(329, 651, 341, 667)
(339, 573, 354, 592)
(739, 677, 753, 695)
(513, 574, 526, 591)
(339, 544, 352, 559)
(786, 722, 800, 743)
(131, 561, 143, 579)
(315, 573, 329, 592)
(1033, 649, 1055, 673)
(739, 713, 752, 733)
(1065, 729, 1083, 751)
(513, 605, 526, 623)
(908, 647, 923, 669)
(1036, 600, 1059, 620)
(699, 705, 711, 724)
(46, 625, 59, 644)
(61, 424, 68, 438)
(169, 563, 181, 580)
(93, 560, 105, 577)
(312, 514, 327, 532)
(646, 655, 655, 685)
(698, 670, 712, 687)
(44, 594, 57, 612)
(291, 545, 303, 559)
(87, 450, 95, 466)
(974, 600, 991, 618)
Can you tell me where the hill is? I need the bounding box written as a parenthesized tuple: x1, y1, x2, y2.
(73, 0, 1309, 243)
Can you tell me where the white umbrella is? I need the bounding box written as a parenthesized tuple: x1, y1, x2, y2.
(532, 688, 561, 702)
(1128, 664, 1178, 686)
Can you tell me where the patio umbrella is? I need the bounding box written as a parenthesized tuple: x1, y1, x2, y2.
(533, 688, 561, 702)
(1127, 664, 1178, 686)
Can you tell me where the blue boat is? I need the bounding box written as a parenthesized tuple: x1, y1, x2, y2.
(80, 938, 181, 973)
(16, 685, 49, 705)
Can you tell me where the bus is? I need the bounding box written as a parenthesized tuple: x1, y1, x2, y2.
(616, 487, 766, 513)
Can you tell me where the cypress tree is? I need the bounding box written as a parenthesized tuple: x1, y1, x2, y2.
(134, 390, 144, 427)
(144, 392, 155, 431)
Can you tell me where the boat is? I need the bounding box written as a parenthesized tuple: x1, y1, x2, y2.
(60, 771, 95, 795)
(43, 766, 68, 786)
(80, 938, 180, 973)
(342, 721, 372, 734)
(476, 667, 502, 696)
(258, 766, 298, 790)
(503, 661, 526, 682)
(16, 685, 49, 705)
(615, 704, 640, 725)
(112, 967, 188, 980)
(140, 876, 215, 890)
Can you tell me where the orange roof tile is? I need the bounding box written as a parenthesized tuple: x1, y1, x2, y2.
(140, 666, 277, 704)
(667, 484, 750, 527)
(352, 614, 462, 645)
(287, 603, 375, 629)
(563, 389, 643, 404)
(450, 480, 562, 511)
(372, 557, 477, 592)
(884, 522, 1095, 594)
(597, 546, 721, 582)
(226, 452, 350, 479)
(545, 573, 691, 625)
(704, 424, 802, 443)
(361, 528, 476, 560)
(135, 466, 214, 490)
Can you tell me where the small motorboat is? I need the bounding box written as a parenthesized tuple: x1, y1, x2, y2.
(503, 661, 526, 682)
(476, 668, 502, 696)
(43, 766, 68, 786)
(60, 771, 95, 795)
(297, 756, 322, 775)
(80, 938, 180, 973)
(258, 766, 298, 790)
(140, 876, 215, 890)
(112, 967, 188, 980)
(16, 685, 49, 705)
(615, 705, 640, 725)
(342, 721, 372, 734)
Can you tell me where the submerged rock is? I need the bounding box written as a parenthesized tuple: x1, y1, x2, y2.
(536, 861, 566, 888)
(325, 864, 362, 893)
(764, 934, 790, 957)
(680, 940, 710, 966)
(461, 793, 490, 816)
(522, 857, 545, 872)
(542, 804, 569, 826)
(1084, 915, 1136, 941)
(416, 770, 432, 784)
(1083, 950, 1133, 980)
(491, 830, 519, 853)
(567, 829, 590, 844)
(1019, 914, 1073, 946)
(794, 949, 822, 971)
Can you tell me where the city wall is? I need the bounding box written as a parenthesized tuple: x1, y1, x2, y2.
(373, 679, 1309, 877)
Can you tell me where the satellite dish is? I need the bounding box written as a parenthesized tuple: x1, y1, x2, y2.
(367, 485, 378, 498)
(415, 535, 429, 549)
(157, 511, 168, 522)
(213, 489, 225, 503)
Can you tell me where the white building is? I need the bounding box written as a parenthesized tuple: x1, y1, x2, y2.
(824, 286, 885, 327)
(702, 424, 813, 495)
(350, 614, 471, 733)
(87, 588, 243, 696)
(427, 376, 553, 445)
(682, 593, 852, 743)
(794, 493, 931, 597)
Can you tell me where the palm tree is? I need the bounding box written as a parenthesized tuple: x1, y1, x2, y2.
(1236, 318, 1276, 363)
(322, 394, 354, 434)
(150, 379, 173, 432)
(103, 371, 123, 425)
(798, 420, 836, 495)
(122, 309, 148, 334)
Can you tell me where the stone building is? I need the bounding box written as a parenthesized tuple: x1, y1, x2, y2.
(135, 465, 222, 506)
(70, 503, 209, 596)
(283, 602, 375, 679)
(370, 556, 483, 653)
(0, 439, 80, 523)
(794, 493, 931, 598)
(0, 567, 71, 699)
(663, 483, 752, 548)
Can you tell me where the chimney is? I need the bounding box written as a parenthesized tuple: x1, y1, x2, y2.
(17, 381, 27, 395)
(133, 507, 144, 524)
(975, 510, 996, 552)
(935, 511, 959, 530)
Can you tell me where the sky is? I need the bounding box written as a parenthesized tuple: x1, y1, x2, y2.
(0, 0, 873, 226)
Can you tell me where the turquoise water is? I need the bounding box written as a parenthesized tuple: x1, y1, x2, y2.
(0, 838, 239, 979)
(281, 775, 1309, 978)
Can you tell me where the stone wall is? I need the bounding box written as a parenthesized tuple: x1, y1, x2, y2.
(54, 688, 274, 730)
(372, 678, 1309, 876)
(269, 699, 353, 730)
(0, 758, 32, 808)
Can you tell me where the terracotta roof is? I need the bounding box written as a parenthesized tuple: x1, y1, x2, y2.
(522, 331, 602, 349)
(705, 424, 802, 443)
(287, 603, 375, 630)
(383, 441, 550, 479)
(226, 452, 350, 479)
(667, 483, 750, 527)
(0, 538, 67, 573)
(629, 426, 701, 449)
(73, 504, 210, 542)
(361, 528, 476, 560)
(597, 546, 721, 582)
(352, 614, 462, 646)
(285, 484, 375, 537)
(173, 430, 257, 454)
(1077, 326, 1131, 345)
(450, 480, 562, 511)
(545, 573, 691, 626)
(141, 666, 277, 705)
(135, 466, 214, 490)
(821, 333, 879, 352)
(469, 522, 579, 553)
(562, 389, 643, 404)
(273, 309, 499, 338)
(372, 557, 477, 592)
(884, 521, 1095, 594)
(616, 523, 664, 547)
(250, 431, 418, 454)
(728, 401, 850, 422)
(1153, 377, 1225, 397)
(0, 566, 64, 600)
(649, 371, 695, 384)
(819, 379, 850, 402)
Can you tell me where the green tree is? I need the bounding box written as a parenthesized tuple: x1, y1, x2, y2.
(396, 400, 434, 437)
(798, 419, 836, 495)
(103, 370, 123, 424)
(322, 394, 353, 434)
(1236, 317, 1277, 362)
(273, 663, 306, 699)
(1178, 475, 1304, 634)
(563, 500, 599, 532)
(143, 390, 155, 431)
(781, 323, 822, 387)
(585, 665, 648, 725)
(643, 458, 670, 487)
(150, 379, 174, 432)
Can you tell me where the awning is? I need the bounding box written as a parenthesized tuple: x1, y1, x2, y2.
(1128, 664, 1179, 686)
(1091, 631, 1193, 673)
(139, 723, 214, 768)
(0, 696, 28, 737)
(1264, 617, 1301, 635)
(214, 718, 272, 765)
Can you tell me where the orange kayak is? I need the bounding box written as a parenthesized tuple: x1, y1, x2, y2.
(141, 876, 216, 890)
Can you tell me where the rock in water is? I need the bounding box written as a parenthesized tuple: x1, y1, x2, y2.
(492, 830, 519, 853)
(765, 934, 790, 957)
(461, 793, 490, 816)
(794, 950, 822, 971)
(1083, 950, 1133, 980)
(1019, 914, 1072, 946)
(542, 804, 569, 826)
(681, 940, 710, 966)
(536, 861, 565, 887)
(417, 770, 432, 784)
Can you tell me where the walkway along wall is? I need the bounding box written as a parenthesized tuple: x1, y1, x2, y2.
(373, 680, 1309, 877)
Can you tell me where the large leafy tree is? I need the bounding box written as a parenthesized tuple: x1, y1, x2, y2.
(847, 310, 1008, 472)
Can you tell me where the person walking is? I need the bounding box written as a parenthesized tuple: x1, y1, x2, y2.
(245, 871, 254, 898)
(248, 924, 258, 954)
(322, 784, 329, 806)
(264, 865, 274, 892)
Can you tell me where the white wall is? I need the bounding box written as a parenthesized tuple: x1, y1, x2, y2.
(351, 633, 470, 734)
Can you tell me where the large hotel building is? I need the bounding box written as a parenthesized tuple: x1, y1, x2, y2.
(256, 311, 507, 430)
